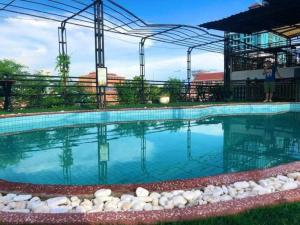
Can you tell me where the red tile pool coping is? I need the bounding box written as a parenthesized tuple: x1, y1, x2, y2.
(1, 162, 300, 224)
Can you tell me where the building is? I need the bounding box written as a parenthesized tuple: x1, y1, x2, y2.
(189, 71, 224, 101)
(79, 72, 125, 103)
(192, 71, 224, 84)
(229, 32, 287, 52)
(229, 4, 287, 52)
(226, 3, 292, 81)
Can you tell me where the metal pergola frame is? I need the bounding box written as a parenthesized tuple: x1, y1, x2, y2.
(0, 0, 227, 108)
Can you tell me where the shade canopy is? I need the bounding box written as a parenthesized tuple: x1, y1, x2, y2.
(200, 0, 300, 38)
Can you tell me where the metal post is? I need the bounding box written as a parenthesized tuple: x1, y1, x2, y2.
(97, 124, 109, 184)
(139, 38, 146, 104)
(58, 24, 68, 76)
(295, 68, 300, 102)
(2, 81, 14, 111)
(187, 121, 192, 160)
(141, 124, 147, 174)
(187, 47, 193, 100)
(94, 0, 106, 109)
(61, 130, 73, 185)
(224, 32, 231, 92)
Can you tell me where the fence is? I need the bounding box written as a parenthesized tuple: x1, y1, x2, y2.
(0, 74, 298, 111)
(0, 74, 97, 110)
(231, 78, 297, 101)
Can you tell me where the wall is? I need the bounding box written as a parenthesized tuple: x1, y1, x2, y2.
(231, 66, 300, 81)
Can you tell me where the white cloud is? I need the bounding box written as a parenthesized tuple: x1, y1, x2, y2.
(0, 16, 224, 80)
(192, 124, 224, 137)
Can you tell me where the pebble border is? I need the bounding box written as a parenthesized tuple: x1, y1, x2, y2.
(0, 162, 300, 224)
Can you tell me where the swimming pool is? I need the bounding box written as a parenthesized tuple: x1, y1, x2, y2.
(0, 103, 300, 185)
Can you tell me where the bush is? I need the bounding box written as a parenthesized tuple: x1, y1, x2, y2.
(149, 85, 162, 103)
(115, 76, 149, 104)
(212, 85, 232, 102)
(163, 78, 184, 102)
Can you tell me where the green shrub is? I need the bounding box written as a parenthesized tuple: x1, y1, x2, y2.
(163, 78, 184, 102)
(149, 85, 162, 103)
(115, 76, 148, 104)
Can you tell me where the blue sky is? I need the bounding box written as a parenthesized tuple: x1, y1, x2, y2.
(0, 0, 256, 80)
(116, 0, 255, 24)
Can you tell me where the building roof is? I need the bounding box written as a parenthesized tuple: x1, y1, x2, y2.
(200, 0, 300, 38)
(193, 72, 224, 82)
(80, 72, 125, 80)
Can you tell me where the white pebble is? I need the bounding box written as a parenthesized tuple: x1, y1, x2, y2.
(182, 191, 195, 202)
(136, 187, 149, 197)
(94, 189, 112, 198)
(132, 201, 145, 211)
(233, 181, 250, 189)
(137, 196, 153, 203)
(159, 196, 168, 207)
(120, 194, 134, 202)
(288, 172, 300, 179)
(119, 201, 132, 211)
(144, 203, 153, 211)
(46, 197, 69, 207)
(172, 195, 187, 207)
(280, 182, 298, 191)
(149, 192, 161, 199)
(13, 195, 32, 202)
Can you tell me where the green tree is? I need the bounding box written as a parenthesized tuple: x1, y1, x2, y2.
(55, 54, 72, 106)
(0, 59, 27, 80)
(55, 54, 71, 87)
(163, 78, 184, 102)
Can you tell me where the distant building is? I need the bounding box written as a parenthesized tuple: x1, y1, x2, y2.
(229, 32, 286, 52)
(229, 4, 287, 52)
(189, 71, 224, 101)
(79, 72, 125, 103)
(192, 71, 224, 84)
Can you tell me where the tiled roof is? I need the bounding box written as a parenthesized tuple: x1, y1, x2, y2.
(80, 72, 125, 80)
(193, 72, 224, 82)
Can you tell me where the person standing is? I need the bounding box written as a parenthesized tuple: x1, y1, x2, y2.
(263, 61, 282, 102)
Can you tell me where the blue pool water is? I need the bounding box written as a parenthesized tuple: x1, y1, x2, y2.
(0, 109, 300, 185)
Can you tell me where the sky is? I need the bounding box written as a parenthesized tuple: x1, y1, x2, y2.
(0, 0, 256, 80)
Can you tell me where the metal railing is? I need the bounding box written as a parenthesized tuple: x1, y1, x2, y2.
(0, 74, 298, 111)
(0, 74, 97, 110)
(231, 79, 297, 101)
